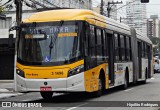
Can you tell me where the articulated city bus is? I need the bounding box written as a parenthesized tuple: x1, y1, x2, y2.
(14, 9, 153, 99)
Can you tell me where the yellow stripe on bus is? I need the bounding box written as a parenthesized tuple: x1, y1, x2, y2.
(115, 70, 124, 74)
(58, 32, 77, 37)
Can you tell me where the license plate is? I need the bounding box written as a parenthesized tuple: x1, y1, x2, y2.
(40, 87, 52, 91)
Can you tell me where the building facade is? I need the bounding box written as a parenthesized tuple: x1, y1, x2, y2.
(147, 15, 160, 38)
(126, 0, 147, 36)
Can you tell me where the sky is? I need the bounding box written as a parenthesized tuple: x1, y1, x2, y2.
(93, 0, 160, 18)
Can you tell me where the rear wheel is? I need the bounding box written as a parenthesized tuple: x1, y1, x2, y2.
(40, 91, 53, 100)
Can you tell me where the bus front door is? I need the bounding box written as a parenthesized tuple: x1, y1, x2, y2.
(106, 33, 114, 85)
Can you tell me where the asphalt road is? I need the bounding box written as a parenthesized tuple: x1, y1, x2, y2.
(1, 74, 160, 110)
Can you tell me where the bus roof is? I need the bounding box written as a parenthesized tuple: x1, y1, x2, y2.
(23, 9, 105, 23)
(23, 9, 131, 34)
(136, 31, 152, 44)
(23, 9, 152, 45)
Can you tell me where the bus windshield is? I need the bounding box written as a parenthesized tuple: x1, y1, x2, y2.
(17, 21, 82, 66)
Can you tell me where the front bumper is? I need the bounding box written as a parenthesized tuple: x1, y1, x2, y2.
(16, 72, 85, 92)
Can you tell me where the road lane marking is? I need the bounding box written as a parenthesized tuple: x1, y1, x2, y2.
(22, 99, 39, 102)
(124, 88, 133, 92)
(22, 99, 30, 101)
(65, 103, 88, 110)
(151, 77, 155, 79)
(22, 98, 42, 102)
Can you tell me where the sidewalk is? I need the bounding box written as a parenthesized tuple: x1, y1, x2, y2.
(0, 81, 23, 99)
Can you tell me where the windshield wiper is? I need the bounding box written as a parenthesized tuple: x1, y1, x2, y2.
(49, 21, 64, 59)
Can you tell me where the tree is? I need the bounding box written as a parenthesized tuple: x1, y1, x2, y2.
(149, 37, 160, 45)
(0, 2, 5, 19)
(149, 37, 160, 55)
(0, 1, 4, 14)
(0, 6, 3, 14)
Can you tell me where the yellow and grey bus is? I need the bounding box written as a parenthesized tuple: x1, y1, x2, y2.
(14, 9, 153, 99)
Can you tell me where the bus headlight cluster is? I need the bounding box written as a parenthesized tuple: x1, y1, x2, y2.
(16, 68, 25, 78)
(68, 65, 84, 77)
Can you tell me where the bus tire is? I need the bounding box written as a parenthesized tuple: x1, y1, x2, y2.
(122, 70, 129, 90)
(92, 77, 103, 97)
(40, 91, 53, 100)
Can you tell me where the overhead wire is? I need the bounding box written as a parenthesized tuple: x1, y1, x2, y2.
(28, 0, 48, 8)
(23, 0, 38, 9)
(43, 0, 59, 8)
(112, 0, 137, 12)
(0, 0, 12, 7)
(92, 0, 101, 4)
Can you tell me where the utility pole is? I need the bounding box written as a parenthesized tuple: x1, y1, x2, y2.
(69, 0, 70, 8)
(89, 0, 92, 10)
(15, 0, 22, 27)
(100, 0, 104, 15)
(13, 0, 23, 91)
(107, 1, 122, 18)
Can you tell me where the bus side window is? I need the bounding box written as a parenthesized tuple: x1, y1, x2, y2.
(120, 35, 125, 61)
(89, 25, 96, 57)
(143, 42, 145, 58)
(103, 30, 108, 61)
(96, 28, 102, 61)
(145, 43, 148, 58)
(114, 33, 119, 61)
(84, 23, 89, 56)
(148, 44, 152, 59)
(142, 42, 146, 58)
(129, 37, 132, 60)
(150, 45, 152, 60)
(126, 36, 130, 61)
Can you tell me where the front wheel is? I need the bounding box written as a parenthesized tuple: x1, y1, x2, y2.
(40, 91, 53, 100)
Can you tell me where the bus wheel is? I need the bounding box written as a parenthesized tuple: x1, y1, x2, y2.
(92, 77, 103, 97)
(40, 91, 53, 100)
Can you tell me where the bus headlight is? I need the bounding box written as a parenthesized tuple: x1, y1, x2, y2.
(68, 65, 84, 77)
(16, 68, 25, 78)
